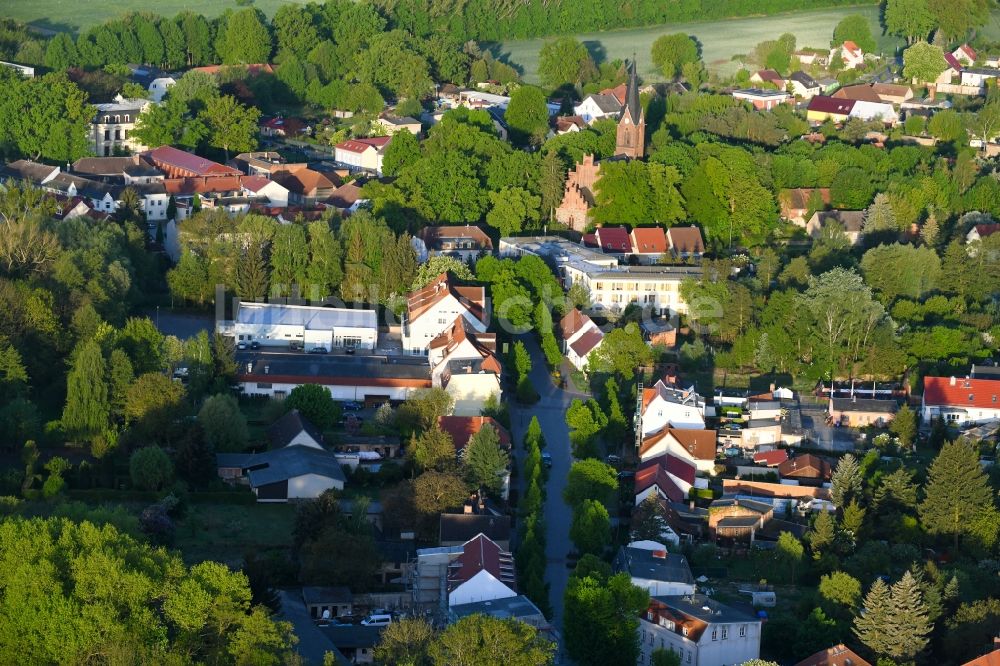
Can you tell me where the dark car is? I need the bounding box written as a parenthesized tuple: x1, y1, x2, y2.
(309, 346, 328, 354)
(236, 342, 248, 350)
(541, 452, 553, 468)
(341, 401, 362, 411)
(345, 347, 356, 355)
(249, 341, 261, 350)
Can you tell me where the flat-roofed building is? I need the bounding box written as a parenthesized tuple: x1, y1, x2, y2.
(231, 302, 378, 351)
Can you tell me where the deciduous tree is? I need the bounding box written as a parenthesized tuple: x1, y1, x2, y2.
(198, 393, 249, 452)
(429, 614, 554, 666)
(651, 33, 699, 79)
(284, 383, 338, 430)
(129, 445, 173, 490)
(571, 499, 611, 555)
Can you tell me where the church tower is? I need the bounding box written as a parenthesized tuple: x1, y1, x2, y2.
(615, 59, 645, 159)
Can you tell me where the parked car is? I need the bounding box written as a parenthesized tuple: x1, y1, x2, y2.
(236, 342, 248, 350)
(249, 341, 261, 350)
(309, 346, 328, 354)
(344, 347, 356, 355)
(541, 452, 553, 468)
(289, 342, 302, 352)
(341, 401, 362, 411)
(360, 613, 393, 627)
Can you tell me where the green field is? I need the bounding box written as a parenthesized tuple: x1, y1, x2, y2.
(2, 0, 310, 33)
(492, 5, 897, 83)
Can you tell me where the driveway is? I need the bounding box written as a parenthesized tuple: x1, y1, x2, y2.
(799, 401, 857, 452)
(510, 335, 588, 643)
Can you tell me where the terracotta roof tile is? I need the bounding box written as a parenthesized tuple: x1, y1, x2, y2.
(335, 136, 392, 154)
(569, 327, 604, 357)
(924, 376, 1000, 409)
(635, 458, 685, 501)
(794, 644, 873, 666)
(437, 416, 511, 452)
(666, 226, 704, 254)
(631, 227, 667, 254)
(595, 226, 631, 253)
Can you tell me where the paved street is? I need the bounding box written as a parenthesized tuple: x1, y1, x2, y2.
(510, 335, 589, 640)
(798, 401, 858, 452)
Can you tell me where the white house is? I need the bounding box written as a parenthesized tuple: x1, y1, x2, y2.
(402, 272, 488, 355)
(837, 40, 865, 70)
(413, 533, 517, 610)
(215, 410, 347, 502)
(638, 594, 762, 666)
(638, 427, 717, 472)
(574, 92, 623, 124)
(961, 67, 1000, 88)
(921, 375, 1000, 426)
(613, 545, 696, 597)
(953, 44, 978, 66)
(788, 71, 822, 98)
(334, 136, 392, 175)
(559, 309, 604, 371)
(240, 176, 290, 207)
(849, 99, 899, 124)
(640, 379, 707, 436)
(91, 96, 151, 156)
(230, 302, 378, 351)
(427, 318, 502, 417)
(634, 453, 700, 504)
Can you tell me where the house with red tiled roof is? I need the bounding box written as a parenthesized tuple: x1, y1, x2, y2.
(666, 225, 704, 260)
(427, 317, 501, 417)
(334, 136, 392, 175)
(272, 168, 337, 204)
(794, 643, 872, 666)
(922, 375, 1000, 426)
(630, 227, 668, 263)
(552, 115, 587, 136)
(141, 146, 241, 179)
(403, 273, 488, 356)
(639, 426, 717, 472)
(780, 188, 831, 225)
(635, 453, 697, 504)
(753, 449, 789, 467)
(963, 645, 1000, 666)
(259, 116, 309, 138)
(954, 44, 979, 66)
(837, 40, 865, 69)
(967, 223, 1000, 243)
(446, 534, 517, 606)
(778, 454, 832, 483)
(559, 309, 604, 371)
(239, 175, 290, 207)
(750, 69, 787, 88)
(593, 226, 631, 254)
(438, 416, 511, 454)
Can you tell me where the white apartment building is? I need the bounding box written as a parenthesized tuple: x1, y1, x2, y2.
(402, 273, 488, 355)
(92, 97, 151, 156)
(639, 594, 762, 666)
(640, 379, 708, 435)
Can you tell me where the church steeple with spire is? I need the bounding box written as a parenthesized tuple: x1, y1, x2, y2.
(615, 58, 645, 159)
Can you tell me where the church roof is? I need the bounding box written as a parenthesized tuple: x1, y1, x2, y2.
(619, 59, 643, 124)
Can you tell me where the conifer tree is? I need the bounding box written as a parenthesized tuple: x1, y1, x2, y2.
(464, 425, 510, 496)
(887, 571, 932, 660)
(863, 193, 897, 233)
(809, 510, 836, 560)
(62, 340, 110, 445)
(921, 206, 940, 247)
(830, 453, 862, 508)
(854, 578, 893, 656)
(920, 438, 997, 550)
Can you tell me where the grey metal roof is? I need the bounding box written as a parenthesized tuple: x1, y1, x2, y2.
(654, 593, 759, 625)
(245, 445, 346, 486)
(830, 398, 898, 413)
(450, 594, 545, 622)
(587, 93, 623, 113)
(321, 625, 383, 649)
(236, 302, 377, 331)
(614, 547, 695, 585)
(440, 514, 511, 543)
(620, 60, 642, 123)
(237, 353, 432, 382)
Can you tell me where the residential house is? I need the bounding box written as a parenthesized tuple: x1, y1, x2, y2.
(437, 415, 511, 458)
(326, 181, 367, 214)
(921, 375, 1000, 426)
(793, 50, 823, 66)
(449, 595, 549, 632)
(635, 454, 698, 504)
(837, 40, 865, 69)
(962, 644, 1000, 666)
(588, 226, 632, 255)
(788, 71, 822, 98)
(640, 379, 707, 435)
(831, 85, 899, 124)
(439, 513, 511, 550)
(613, 544, 696, 596)
(666, 226, 705, 260)
(723, 479, 832, 505)
(828, 397, 898, 427)
(630, 227, 668, 264)
(230, 152, 308, 177)
(795, 643, 873, 666)
(559, 309, 604, 371)
(414, 225, 493, 263)
(716, 420, 785, 451)
(235, 354, 432, 402)
(835, 83, 913, 106)
(0, 61, 34, 78)
(954, 44, 979, 66)
(142, 145, 242, 179)
(780, 188, 830, 225)
(239, 175, 290, 207)
(334, 136, 392, 175)
(229, 302, 377, 351)
(302, 586, 353, 620)
(749, 69, 786, 88)
(375, 114, 421, 136)
(215, 410, 347, 501)
(939, 53, 964, 84)
(778, 453, 832, 483)
(554, 154, 601, 230)
(806, 210, 865, 245)
(962, 67, 1000, 88)
(806, 96, 856, 123)
(322, 626, 380, 664)
(574, 92, 623, 124)
(707, 498, 774, 543)
(402, 272, 488, 355)
(127, 65, 176, 102)
(967, 224, 1000, 243)
(639, 427, 717, 472)
(427, 318, 502, 418)
(259, 116, 309, 138)
(272, 169, 337, 204)
(753, 449, 788, 467)
(731, 88, 792, 110)
(638, 594, 762, 666)
(552, 115, 587, 136)
(92, 97, 151, 156)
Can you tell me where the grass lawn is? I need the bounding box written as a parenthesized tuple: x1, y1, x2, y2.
(173, 501, 297, 565)
(491, 5, 898, 83)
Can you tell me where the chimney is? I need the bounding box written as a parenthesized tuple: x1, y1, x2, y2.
(950, 376, 957, 386)
(651, 550, 667, 559)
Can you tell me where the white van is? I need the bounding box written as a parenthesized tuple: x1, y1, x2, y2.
(360, 613, 392, 627)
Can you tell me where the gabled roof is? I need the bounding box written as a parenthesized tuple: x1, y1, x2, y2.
(440, 514, 511, 544)
(923, 376, 1000, 409)
(794, 643, 873, 666)
(164, 176, 243, 195)
(811, 210, 865, 233)
(945, 52, 964, 71)
(778, 453, 832, 480)
(666, 226, 704, 254)
(807, 95, 856, 115)
(635, 459, 685, 501)
(871, 82, 913, 98)
(239, 175, 275, 193)
(448, 534, 516, 590)
(71, 156, 137, 177)
(437, 415, 511, 452)
(335, 136, 392, 154)
(833, 84, 883, 103)
(245, 444, 346, 486)
(645, 594, 757, 642)
(570, 327, 604, 358)
(326, 181, 364, 209)
(559, 308, 593, 340)
(973, 223, 1000, 238)
(418, 225, 492, 249)
(595, 226, 631, 253)
(955, 44, 978, 62)
(781, 188, 831, 211)
(406, 273, 486, 324)
(272, 168, 336, 195)
(268, 409, 324, 448)
(555, 115, 587, 132)
(614, 546, 694, 585)
(631, 227, 667, 254)
(830, 397, 898, 414)
(3, 159, 59, 183)
(753, 69, 785, 84)
(842, 40, 862, 56)
(789, 70, 820, 87)
(964, 649, 1000, 666)
(600, 83, 628, 106)
(583, 93, 623, 114)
